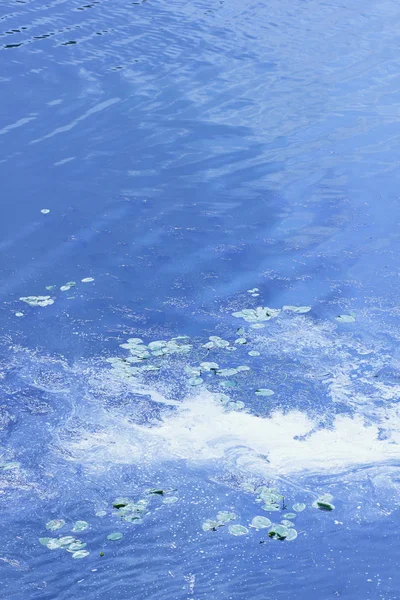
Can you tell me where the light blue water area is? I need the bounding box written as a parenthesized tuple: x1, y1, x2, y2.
(0, 0, 400, 598)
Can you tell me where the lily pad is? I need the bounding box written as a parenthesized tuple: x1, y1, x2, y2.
(163, 496, 179, 504)
(262, 504, 280, 512)
(200, 362, 219, 371)
(235, 338, 247, 345)
(202, 519, 222, 532)
(107, 532, 123, 541)
(81, 277, 94, 283)
(286, 528, 298, 541)
(217, 511, 236, 523)
(250, 323, 265, 329)
(46, 539, 64, 550)
(67, 541, 87, 552)
(58, 536, 76, 547)
(281, 519, 295, 527)
(228, 524, 248, 536)
(313, 493, 335, 511)
(293, 503, 306, 513)
(250, 516, 271, 529)
(95, 510, 107, 517)
(39, 537, 53, 546)
(335, 314, 355, 323)
(72, 550, 90, 559)
(232, 307, 281, 323)
(268, 524, 288, 540)
(72, 520, 89, 532)
(41, 208, 50, 214)
(46, 519, 65, 531)
(15, 312, 24, 317)
(282, 306, 311, 314)
(148, 489, 165, 495)
(255, 389, 274, 397)
(248, 351, 260, 357)
(283, 513, 296, 519)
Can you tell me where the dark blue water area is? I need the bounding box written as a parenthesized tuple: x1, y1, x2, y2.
(1, 0, 400, 598)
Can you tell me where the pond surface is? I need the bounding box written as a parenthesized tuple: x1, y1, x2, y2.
(1, 0, 400, 598)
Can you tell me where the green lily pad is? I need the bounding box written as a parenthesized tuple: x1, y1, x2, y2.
(41, 208, 50, 214)
(72, 550, 90, 559)
(255, 389, 274, 397)
(313, 493, 335, 511)
(235, 338, 247, 345)
(107, 532, 123, 541)
(282, 306, 311, 314)
(67, 541, 87, 552)
(217, 511, 236, 523)
(95, 510, 107, 517)
(39, 537, 53, 546)
(72, 520, 89, 532)
(123, 515, 143, 524)
(45, 285, 56, 291)
(281, 519, 295, 527)
(232, 307, 281, 323)
(58, 536, 77, 547)
(262, 504, 280, 512)
(268, 524, 288, 539)
(248, 351, 260, 356)
(46, 519, 65, 531)
(46, 539, 64, 550)
(228, 524, 248, 536)
(286, 528, 298, 541)
(335, 314, 355, 323)
(216, 368, 240, 377)
(15, 312, 24, 317)
(293, 503, 306, 512)
(81, 277, 94, 283)
(250, 323, 265, 329)
(220, 381, 237, 388)
(250, 516, 271, 529)
(200, 362, 219, 371)
(202, 519, 222, 532)
(283, 513, 296, 519)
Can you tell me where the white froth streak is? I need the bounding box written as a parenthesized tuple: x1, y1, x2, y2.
(65, 391, 400, 475)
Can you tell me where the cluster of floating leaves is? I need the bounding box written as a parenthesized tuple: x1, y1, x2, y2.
(40, 520, 90, 559)
(20, 296, 54, 308)
(202, 485, 334, 543)
(18, 277, 95, 312)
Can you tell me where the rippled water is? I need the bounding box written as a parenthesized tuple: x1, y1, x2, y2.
(1, 0, 400, 598)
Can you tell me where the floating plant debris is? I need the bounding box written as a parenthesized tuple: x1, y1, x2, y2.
(72, 550, 90, 559)
(81, 277, 94, 283)
(14, 312, 24, 317)
(293, 503, 306, 512)
(60, 281, 76, 292)
(203, 336, 230, 349)
(216, 511, 236, 523)
(40, 208, 50, 214)
(268, 524, 288, 540)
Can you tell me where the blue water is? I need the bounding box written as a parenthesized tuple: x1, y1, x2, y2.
(1, 0, 400, 598)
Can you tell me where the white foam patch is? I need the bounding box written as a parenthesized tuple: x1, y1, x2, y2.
(63, 391, 400, 475)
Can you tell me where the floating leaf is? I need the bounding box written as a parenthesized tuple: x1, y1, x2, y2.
(81, 277, 94, 283)
(281, 519, 295, 527)
(286, 528, 298, 541)
(255, 389, 274, 397)
(335, 315, 355, 323)
(313, 493, 335, 511)
(46, 519, 65, 531)
(232, 307, 281, 323)
(148, 489, 165, 495)
(268, 524, 288, 540)
(228, 524, 248, 536)
(262, 504, 280, 512)
(293, 503, 306, 512)
(46, 539, 64, 550)
(235, 338, 247, 345)
(15, 312, 24, 317)
(202, 519, 222, 532)
(250, 323, 265, 329)
(41, 208, 50, 214)
(67, 542, 87, 552)
(283, 513, 296, 519)
(39, 537, 52, 546)
(20, 296, 54, 307)
(248, 351, 260, 357)
(226, 401, 245, 410)
(250, 516, 271, 529)
(200, 362, 219, 371)
(72, 520, 89, 532)
(72, 550, 90, 559)
(58, 536, 76, 547)
(95, 510, 107, 517)
(282, 306, 311, 314)
(217, 511, 236, 523)
(113, 498, 130, 508)
(107, 532, 123, 541)
(247, 288, 259, 293)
